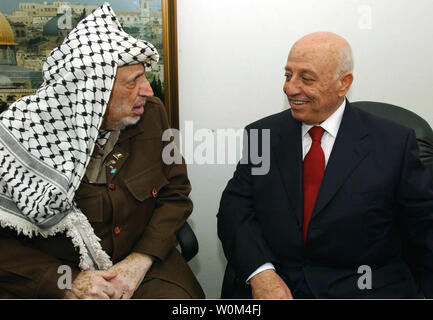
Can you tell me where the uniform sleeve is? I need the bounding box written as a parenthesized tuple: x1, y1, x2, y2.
(397, 129, 433, 298)
(0, 227, 80, 298)
(132, 99, 193, 261)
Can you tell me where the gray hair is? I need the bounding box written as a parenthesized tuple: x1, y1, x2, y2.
(334, 45, 354, 79)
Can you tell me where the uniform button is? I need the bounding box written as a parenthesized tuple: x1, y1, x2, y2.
(113, 226, 121, 236)
(152, 188, 158, 198)
(108, 183, 115, 190)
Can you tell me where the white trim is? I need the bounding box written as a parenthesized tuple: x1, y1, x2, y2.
(0, 208, 112, 270)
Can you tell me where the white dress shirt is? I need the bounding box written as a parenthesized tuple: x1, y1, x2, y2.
(246, 99, 346, 283)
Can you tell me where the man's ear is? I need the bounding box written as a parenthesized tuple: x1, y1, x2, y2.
(338, 72, 354, 97)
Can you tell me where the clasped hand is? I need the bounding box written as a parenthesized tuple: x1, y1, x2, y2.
(64, 253, 153, 299)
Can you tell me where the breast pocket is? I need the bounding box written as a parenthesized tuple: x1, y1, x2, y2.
(351, 190, 380, 206)
(124, 162, 169, 202)
(350, 189, 393, 208)
(74, 191, 104, 222)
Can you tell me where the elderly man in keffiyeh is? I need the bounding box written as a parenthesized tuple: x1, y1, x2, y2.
(0, 3, 204, 299)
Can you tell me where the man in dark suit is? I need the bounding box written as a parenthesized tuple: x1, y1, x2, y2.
(217, 31, 433, 299)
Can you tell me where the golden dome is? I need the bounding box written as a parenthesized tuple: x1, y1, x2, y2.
(0, 12, 17, 46)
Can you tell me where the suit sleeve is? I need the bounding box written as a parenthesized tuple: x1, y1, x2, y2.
(217, 127, 277, 282)
(132, 100, 193, 261)
(397, 129, 433, 298)
(0, 227, 80, 298)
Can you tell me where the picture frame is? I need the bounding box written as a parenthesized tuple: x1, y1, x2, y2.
(0, 0, 180, 128)
(161, 0, 179, 129)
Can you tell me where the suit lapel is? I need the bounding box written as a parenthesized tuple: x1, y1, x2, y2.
(310, 101, 371, 220)
(272, 111, 304, 227)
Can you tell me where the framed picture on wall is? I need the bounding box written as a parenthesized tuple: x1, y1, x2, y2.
(0, 0, 179, 128)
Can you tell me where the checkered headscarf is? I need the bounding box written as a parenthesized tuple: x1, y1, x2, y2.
(0, 3, 159, 270)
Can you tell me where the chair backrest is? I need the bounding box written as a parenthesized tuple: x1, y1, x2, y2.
(352, 101, 433, 174)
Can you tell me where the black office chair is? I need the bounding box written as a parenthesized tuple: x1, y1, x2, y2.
(220, 101, 433, 298)
(353, 101, 433, 174)
(177, 222, 199, 262)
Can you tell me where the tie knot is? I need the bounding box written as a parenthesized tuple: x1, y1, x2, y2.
(309, 126, 324, 142)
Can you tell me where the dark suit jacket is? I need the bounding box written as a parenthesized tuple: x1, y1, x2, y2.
(0, 97, 204, 299)
(217, 101, 433, 298)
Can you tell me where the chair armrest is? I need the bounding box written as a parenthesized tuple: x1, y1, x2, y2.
(176, 222, 198, 262)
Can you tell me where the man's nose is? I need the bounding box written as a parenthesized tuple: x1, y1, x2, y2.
(139, 79, 154, 97)
(283, 77, 301, 96)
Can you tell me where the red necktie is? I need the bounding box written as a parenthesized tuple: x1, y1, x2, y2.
(303, 126, 325, 244)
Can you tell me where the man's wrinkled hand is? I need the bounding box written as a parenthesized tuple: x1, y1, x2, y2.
(64, 269, 117, 299)
(106, 252, 154, 299)
(250, 269, 293, 299)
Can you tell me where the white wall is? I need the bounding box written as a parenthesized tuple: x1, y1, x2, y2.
(177, 0, 433, 298)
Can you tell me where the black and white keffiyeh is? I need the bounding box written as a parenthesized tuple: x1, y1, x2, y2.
(0, 3, 159, 270)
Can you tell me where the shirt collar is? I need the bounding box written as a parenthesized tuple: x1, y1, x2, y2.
(302, 99, 346, 138)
